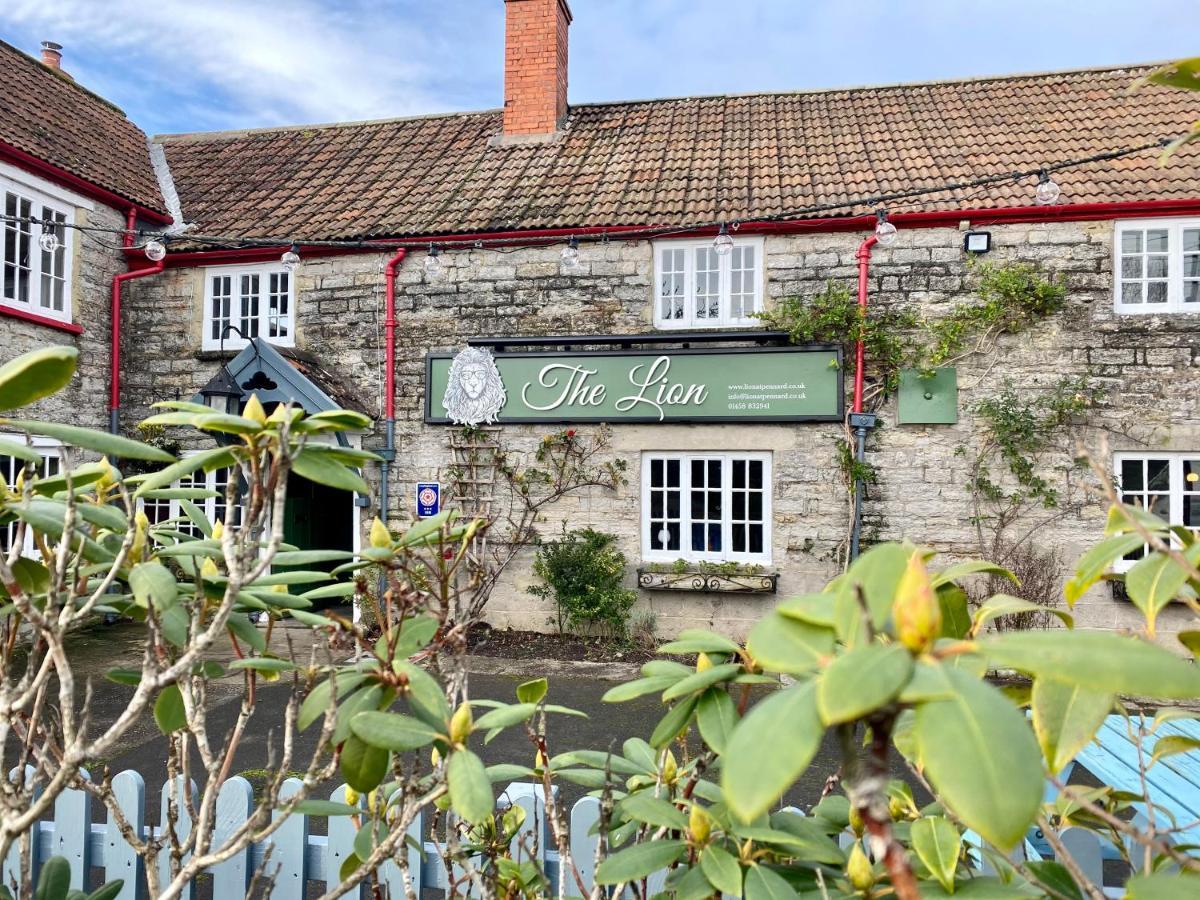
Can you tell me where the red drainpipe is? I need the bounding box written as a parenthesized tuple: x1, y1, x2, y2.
(110, 219, 164, 433)
(379, 248, 407, 521)
(852, 235, 878, 414)
(849, 234, 879, 560)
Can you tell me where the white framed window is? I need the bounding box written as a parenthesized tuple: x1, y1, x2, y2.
(1, 439, 61, 556)
(641, 452, 772, 564)
(1113, 218, 1200, 314)
(653, 237, 764, 328)
(202, 263, 294, 350)
(1112, 452, 1200, 570)
(1, 171, 75, 324)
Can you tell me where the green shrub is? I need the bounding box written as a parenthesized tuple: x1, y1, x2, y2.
(529, 528, 637, 638)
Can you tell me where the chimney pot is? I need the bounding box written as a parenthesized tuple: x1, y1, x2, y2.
(501, 0, 571, 140)
(40, 41, 63, 70)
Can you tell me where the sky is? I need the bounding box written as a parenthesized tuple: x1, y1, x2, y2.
(0, 1, 1197, 136)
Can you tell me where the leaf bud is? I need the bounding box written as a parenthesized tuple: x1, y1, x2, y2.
(696, 652, 713, 673)
(847, 842, 875, 892)
(369, 517, 391, 549)
(344, 786, 360, 806)
(211, 518, 224, 541)
(662, 749, 678, 785)
(200, 557, 219, 578)
(449, 702, 473, 745)
(894, 550, 942, 654)
(688, 804, 712, 844)
(243, 393, 267, 425)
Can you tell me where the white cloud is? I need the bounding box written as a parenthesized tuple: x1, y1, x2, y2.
(1, 0, 501, 131)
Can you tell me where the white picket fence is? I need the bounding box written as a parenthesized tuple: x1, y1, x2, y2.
(1, 771, 607, 899)
(3, 770, 1114, 898)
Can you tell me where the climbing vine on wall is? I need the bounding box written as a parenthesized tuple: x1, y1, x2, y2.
(760, 260, 1078, 567)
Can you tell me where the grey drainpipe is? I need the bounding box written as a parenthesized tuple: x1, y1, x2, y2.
(848, 412, 877, 561)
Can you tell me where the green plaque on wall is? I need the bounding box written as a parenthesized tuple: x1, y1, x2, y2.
(897, 368, 957, 425)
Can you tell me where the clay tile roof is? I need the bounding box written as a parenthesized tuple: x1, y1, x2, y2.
(158, 62, 1200, 242)
(0, 40, 166, 214)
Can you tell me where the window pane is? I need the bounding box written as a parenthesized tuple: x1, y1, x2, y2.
(1120, 459, 1143, 491)
(1186, 282, 1200, 304)
(733, 459, 745, 489)
(666, 459, 679, 486)
(1121, 282, 1142, 304)
(1185, 229, 1200, 252)
(1147, 282, 1168, 304)
(693, 247, 720, 320)
(1121, 256, 1142, 279)
(749, 460, 763, 489)
(1147, 459, 1170, 490)
(749, 525, 763, 554)
(749, 492, 763, 520)
(1185, 256, 1200, 278)
(666, 491, 680, 518)
(1147, 229, 1169, 252)
(1147, 255, 1169, 278)
(1121, 230, 1143, 253)
(240, 274, 260, 338)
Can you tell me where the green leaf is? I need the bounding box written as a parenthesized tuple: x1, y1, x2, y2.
(898, 660, 957, 703)
(333, 684, 386, 746)
(154, 684, 186, 734)
(158, 603, 190, 648)
(474, 703, 537, 731)
(84, 881, 125, 900)
(722, 682, 822, 822)
(105, 668, 141, 686)
(594, 839, 685, 884)
(299, 672, 368, 731)
(817, 642, 913, 726)
(835, 543, 911, 635)
(393, 661, 450, 728)
(658, 629, 740, 655)
(746, 613, 833, 674)
(699, 844, 742, 896)
(193, 412, 262, 435)
(938, 584, 972, 639)
(1138, 57, 1200, 91)
(980, 631, 1200, 699)
(227, 657, 297, 674)
(292, 800, 362, 816)
(270, 549, 355, 566)
(910, 816, 960, 893)
(549, 750, 643, 777)
(447, 750, 493, 824)
(291, 447, 369, 495)
(349, 710, 437, 751)
(775, 592, 837, 628)
(1179, 630, 1200, 656)
(972, 594, 1073, 633)
(1031, 680, 1113, 774)
(743, 864, 799, 900)
(1150, 734, 1200, 766)
(649, 695, 699, 748)
(33, 855, 72, 900)
(307, 409, 375, 430)
(2, 420, 174, 462)
(133, 447, 236, 497)
(390, 615, 440, 660)
(1025, 861, 1083, 900)
(129, 562, 178, 610)
(225, 613, 266, 653)
(1125, 549, 1195, 634)
(1065, 534, 1145, 606)
(932, 559, 1016, 588)
(1124, 872, 1200, 900)
(696, 687, 738, 755)
(618, 792, 687, 830)
(0, 437, 44, 464)
(516, 677, 548, 704)
(671, 864, 715, 900)
(913, 668, 1042, 850)
(486, 763, 536, 783)
(602, 676, 680, 703)
(340, 733, 388, 792)
(300, 582, 358, 601)
(0, 346, 77, 411)
(661, 663, 742, 701)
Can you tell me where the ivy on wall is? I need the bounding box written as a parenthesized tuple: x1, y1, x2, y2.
(760, 260, 1092, 571)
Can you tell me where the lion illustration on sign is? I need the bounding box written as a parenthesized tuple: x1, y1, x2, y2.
(442, 346, 507, 425)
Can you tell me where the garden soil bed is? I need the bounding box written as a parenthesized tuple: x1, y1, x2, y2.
(466, 623, 656, 664)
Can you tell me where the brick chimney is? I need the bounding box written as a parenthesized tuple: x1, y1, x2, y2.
(502, 0, 571, 141)
(39, 41, 63, 70)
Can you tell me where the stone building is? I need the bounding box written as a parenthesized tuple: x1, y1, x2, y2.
(3, 2, 1200, 642)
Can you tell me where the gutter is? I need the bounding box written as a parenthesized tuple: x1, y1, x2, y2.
(848, 235, 879, 562)
(138, 199, 1200, 268)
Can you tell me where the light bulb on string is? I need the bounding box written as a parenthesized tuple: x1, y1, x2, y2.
(424, 243, 442, 279)
(281, 242, 301, 272)
(561, 236, 581, 271)
(1035, 169, 1061, 205)
(712, 222, 734, 256)
(38, 228, 59, 254)
(143, 239, 167, 262)
(873, 209, 898, 247)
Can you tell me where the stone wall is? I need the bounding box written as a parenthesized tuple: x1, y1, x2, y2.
(0, 199, 126, 431)
(121, 218, 1200, 643)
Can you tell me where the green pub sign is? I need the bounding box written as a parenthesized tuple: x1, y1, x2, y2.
(425, 345, 842, 424)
